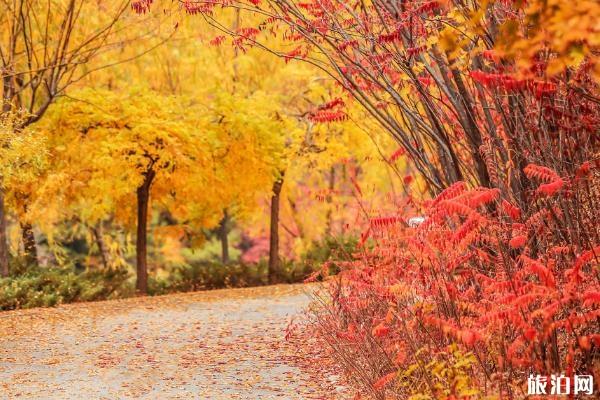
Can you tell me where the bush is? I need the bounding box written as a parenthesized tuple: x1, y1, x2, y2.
(311, 180, 599, 399)
(149, 258, 312, 295)
(8, 254, 33, 276)
(0, 234, 358, 310)
(300, 235, 358, 278)
(148, 235, 357, 295)
(0, 266, 132, 310)
(148, 261, 269, 295)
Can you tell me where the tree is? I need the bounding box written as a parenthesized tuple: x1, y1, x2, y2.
(0, 0, 171, 271)
(0, 111, 48, 275)
(5, 2, 409, 285)
(268, 172, 284, 282)
(218, 209, 231, 264)
(147, 0, 598, 196)
(85, 9, 309, 271)
(96, 7, 404, 275)
(200, 89, 294, 277)
(32, 87, 216, 293)
(30, 77, 304, 291)
(267, 94, 406, 263)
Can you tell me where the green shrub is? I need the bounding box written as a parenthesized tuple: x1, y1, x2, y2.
(0, 266, 132, 310)
(299, 235, 357, 276)
(148, 261, 269, 295)
(302, 235, 357, 263)
(147, 236, 358, 294)
(0, 235, 358, 310)
(8, 254, 32, 276)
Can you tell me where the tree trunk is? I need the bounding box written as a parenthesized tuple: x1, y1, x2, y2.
(268, 172, 285, 284)
(136, 168, 155, 295)
(21, 222, 37, 266)
(92, 223, 110, 269)
(0, 190, 9, 277)
(219, 209, 230, 264)
(2, 76, 13, 276)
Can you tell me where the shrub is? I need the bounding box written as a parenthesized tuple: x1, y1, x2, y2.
(311, 176, 600, 398)
(148, 235, 358, 294)
(148, 261, 269, 295)
(0, 266, 131, 310)
(0, 235, 368, 309)
(301, 235, 358, 273)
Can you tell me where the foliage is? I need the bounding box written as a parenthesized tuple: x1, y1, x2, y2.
(148, 261, 270, 294)
(0, 231, 355, 310)
(300, 235, 357, 277)
(0, 112, 48, 223)
(0, 0, 403, 296)
(150, 234, 357, 294)
(311, 167, 599, 398)
(164, 0, 599, 193)
(164, 3, 599, 397)
(495, 0, 600, 80)
(397, 345, 480, 399)
(0, 0, 164, 127)
(28, 87, 212, 229)
(0, 266, 131, 310)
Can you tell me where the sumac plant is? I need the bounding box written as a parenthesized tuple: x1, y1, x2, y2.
(310, 172, 599, 398)
(135, 0, 600, 398)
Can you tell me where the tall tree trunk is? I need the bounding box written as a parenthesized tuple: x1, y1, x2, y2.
(1, 79, 12, 277)
(92, 223, 110, 269)
(20, 222, 37, 266)
(136, 168, 155, 295)
(219, 209, 230, 264)
(0, 190, 9, 277)
(268, 172, 285, 284)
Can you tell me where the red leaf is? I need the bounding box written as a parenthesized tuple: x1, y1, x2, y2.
(373, 371, 396, 390)
(536, 178, 564, 196)
(524, 327, 537, 341)
(509, 235, 527, 249)
(460, 329, 477, 346)
(372, 323, 390, 338)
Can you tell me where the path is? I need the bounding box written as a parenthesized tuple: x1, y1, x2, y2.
(0, 284, 340, 399)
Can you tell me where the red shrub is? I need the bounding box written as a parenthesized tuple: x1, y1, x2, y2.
(310, 170, 599, 398)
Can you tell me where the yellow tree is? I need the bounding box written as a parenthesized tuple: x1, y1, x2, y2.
(67, 9, 292, 268)
(496, 0, 600, 83)
(242, 89, 410, 266)
(0, 112, 48, 276)
(28, 82, 295, 292)
(0, 0, 171, 272)
(8, 4, 406, 284)
(31, 87, 216, 293)
(78, 10, 335, 276)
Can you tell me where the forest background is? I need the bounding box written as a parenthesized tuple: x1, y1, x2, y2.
(0, 0, 406, 309)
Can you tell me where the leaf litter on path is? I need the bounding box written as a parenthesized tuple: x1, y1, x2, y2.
(0, 284, 346, 399)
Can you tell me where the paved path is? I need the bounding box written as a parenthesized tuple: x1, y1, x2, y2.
(0, 284, 339, 399)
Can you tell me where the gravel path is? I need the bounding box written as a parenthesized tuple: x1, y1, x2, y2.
(0, 284, 338, 399)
